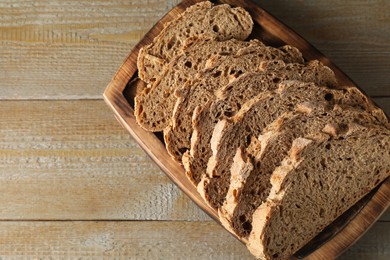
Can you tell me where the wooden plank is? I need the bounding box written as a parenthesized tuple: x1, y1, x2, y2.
(0, 100, 208, 221)
(0, 0, 388, 99)
(0, 0, 180, 100)
(0, 221, 252, 259)
(0, 220, 388, 259)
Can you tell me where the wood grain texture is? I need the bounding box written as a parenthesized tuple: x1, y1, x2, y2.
(0, 0, 181, 100)
(0, 221, 388, 259)
(0, 221, 252, 259)
(0, 0, 388, 99)
(0, 100, 208, 221)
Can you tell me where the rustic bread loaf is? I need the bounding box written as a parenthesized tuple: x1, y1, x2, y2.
(247, 125, 390, 260)
(137, 1, 253, 83)
(164, 45, 304, 160)
(135, 37, 260, 131)
(182, 60, 337, 185)
(219, 106, 386, 239)
(200, 80, 383, 209)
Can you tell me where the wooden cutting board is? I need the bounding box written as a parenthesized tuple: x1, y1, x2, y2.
(103, 0, 390, 258)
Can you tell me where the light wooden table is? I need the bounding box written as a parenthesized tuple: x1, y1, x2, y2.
(0, 0, 388, 259)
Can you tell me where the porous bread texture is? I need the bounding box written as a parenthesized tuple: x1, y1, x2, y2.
(211, 60, 337, 119)
(218, 136, 262, 237)
(164, 45, 304, 160)
(219, 106, 385, 239)
(247, 125, 390, 260)
(182, 103, 215, 184)
(182, 60, 338, 185)
(135, 37, 259, 131)
(137, 1, 253, 83)
(200, 80, 383, 209)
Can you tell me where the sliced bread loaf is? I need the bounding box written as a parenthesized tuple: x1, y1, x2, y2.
(220, 106, 386, 239)
(182, 60, 337, 185)
(135, 37, 260, 131)
(200, 80, 384, 209)
(247, 125, 390, 259)
(137, 1, 253, 83)
(164, 45, 304, 160)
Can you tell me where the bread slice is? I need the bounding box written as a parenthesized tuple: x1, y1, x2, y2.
(200, 80, 385, 209)
(137, 1, 253, 83)
(247, 125, 390, 260)
(182, 60, 337, 185)
(219, 106, 387, 239)
(135, 37, 260, 131)
(182, 103, 215, 184)
(164, 45, 304, 160)
(212, 60, 337, 118)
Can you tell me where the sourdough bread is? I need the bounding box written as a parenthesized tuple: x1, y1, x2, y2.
(137, 1, 253, 83)
(201, 80, 382, 209)
(164, 45, 304, 160)
(183, 60, 337, 185)
(220, 106, 386, 239)
(135, 37, 260, 131)
(247, 125, 390, 259)
(211, 60, 337, 119)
